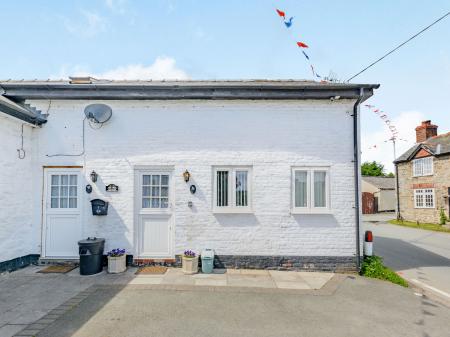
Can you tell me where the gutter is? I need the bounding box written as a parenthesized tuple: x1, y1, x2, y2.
(353, 88, 364, 271)
(0, 87, 47, 125)
(395, 163, 401, 219)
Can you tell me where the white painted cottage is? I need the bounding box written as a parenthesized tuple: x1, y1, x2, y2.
(0, 79, 378, 272)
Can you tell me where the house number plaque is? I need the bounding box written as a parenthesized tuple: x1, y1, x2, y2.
(106, 184, 119, 192)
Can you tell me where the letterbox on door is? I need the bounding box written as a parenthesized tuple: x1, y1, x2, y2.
(90, 199, 108, 216)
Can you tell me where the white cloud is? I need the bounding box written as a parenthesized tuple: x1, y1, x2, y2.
(361, 110, 425, 173)
(63, 10, 108, 37)
(51, 57, 189, 81)
(105, 0, 128, 14)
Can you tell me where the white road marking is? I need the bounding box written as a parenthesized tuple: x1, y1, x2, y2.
(410, 279, 450, 299)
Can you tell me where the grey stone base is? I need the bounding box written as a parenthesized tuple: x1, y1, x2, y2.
(175, 255, 357, 272)
(0, 254, 40, 273)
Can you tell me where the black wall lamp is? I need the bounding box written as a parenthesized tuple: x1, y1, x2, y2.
(90, 170, 98, 183)
(183, 170, 190, 183)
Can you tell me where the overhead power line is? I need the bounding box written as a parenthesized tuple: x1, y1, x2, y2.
(347, 11, 450, 82)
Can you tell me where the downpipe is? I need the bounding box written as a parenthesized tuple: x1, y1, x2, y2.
(353, 88, 364, 271)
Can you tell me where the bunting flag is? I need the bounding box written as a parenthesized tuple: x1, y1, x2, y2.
(275, 7, 323, 79)
(284, 17, 294, 28)
(276, 9, 285, 18)
(364, 105, 399, 139)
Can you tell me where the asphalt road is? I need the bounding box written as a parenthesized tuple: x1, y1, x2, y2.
(363, 215, 450, 302)
(37, 278, 450, 337)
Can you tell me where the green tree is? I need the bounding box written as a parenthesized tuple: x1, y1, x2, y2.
(361, 161, 386, 176)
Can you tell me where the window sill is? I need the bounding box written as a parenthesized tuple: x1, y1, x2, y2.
(412, 174, 434, 178)
(213, 208, 254, 214)
(291, 209, 332, 215)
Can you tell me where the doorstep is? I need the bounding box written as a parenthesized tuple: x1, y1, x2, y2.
(129, 267, 334, 290)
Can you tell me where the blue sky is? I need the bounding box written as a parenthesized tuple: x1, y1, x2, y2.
(1, 0, 449, 172)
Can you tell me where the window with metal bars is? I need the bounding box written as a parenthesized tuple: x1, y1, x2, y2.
(213, 167, 251, 212)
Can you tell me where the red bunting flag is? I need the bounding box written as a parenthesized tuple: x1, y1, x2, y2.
(276, 9, 285, 18)
(296, 41, 309, 48)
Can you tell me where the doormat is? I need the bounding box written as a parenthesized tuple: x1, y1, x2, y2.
(135, 266, 168, 275)
(37, 265, 77, 274)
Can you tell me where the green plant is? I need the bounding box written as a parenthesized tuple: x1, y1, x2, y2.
(439, 208, 448, 225)
(388, 219, 450, 233)
(360, 256, 408, 287)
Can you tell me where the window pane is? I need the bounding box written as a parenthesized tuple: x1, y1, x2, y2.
(143, 175, 151, 185)
(51, 175, 59, 185)
(161, 186, 169, 197)
(69, 198, 77, 208)
(161, 175, 169, 186)
(236, 171, 248, 207)
(142, 186, 151, 197)
(151, 187, 160, 197)
(295, 171, 308, 207)
(216, 171, 228, 207)
(69, 175, 77, 185)
(51, 187, 59, 197)
(161, 198, 169, 208)
(69, 186, 77, 197)
(142, 198, 151, 208)
(61, 175, 69, 185)
(51, 198, 59, 208)
(60, 186, 68, 197)
(151, 198, 160, 208)
(151, 175, 160, 185)
(60, 198, 68, 208)
(314, 171, 327, 207)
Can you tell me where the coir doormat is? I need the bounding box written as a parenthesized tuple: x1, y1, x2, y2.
(135, 266, 168, 275)
(38, 265, 77, 274)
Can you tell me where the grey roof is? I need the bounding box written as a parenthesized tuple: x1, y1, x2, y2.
(394, 132, 450, 163)
(0, 79, 379, 101)
(362, 176, 395, 190)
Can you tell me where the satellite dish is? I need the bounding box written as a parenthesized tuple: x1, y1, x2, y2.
(84, 104, 112, 124)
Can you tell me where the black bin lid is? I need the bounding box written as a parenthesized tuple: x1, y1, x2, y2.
(78, 237, 105, 246)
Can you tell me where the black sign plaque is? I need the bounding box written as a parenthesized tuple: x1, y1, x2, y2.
(106, 184, 119, 192)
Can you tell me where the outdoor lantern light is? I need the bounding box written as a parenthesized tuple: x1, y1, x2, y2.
(90, 170, 98, 183)
(183, 170, 190, 183)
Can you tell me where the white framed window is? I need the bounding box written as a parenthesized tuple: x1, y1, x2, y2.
(141, 173, 170, 209)
(414, 189, 434, 208)
(413, 157, 433, 177)
(50, 174, 78, 209)
(292, 167, 330, 213)
(213, 167, 252, 213)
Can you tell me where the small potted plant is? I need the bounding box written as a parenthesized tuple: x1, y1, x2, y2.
(182, 249, 198, 274)
(107, 248, 126, 273)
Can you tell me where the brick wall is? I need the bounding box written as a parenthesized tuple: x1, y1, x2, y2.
(3, 99, 359, 265)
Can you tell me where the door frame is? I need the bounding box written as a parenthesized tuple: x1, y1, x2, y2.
(41, 166, 84, 259)
(133, 166, 175, 258)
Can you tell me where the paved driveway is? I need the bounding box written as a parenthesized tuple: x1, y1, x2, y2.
(363, 217, 450, 304)
(30, 278, 450, 337)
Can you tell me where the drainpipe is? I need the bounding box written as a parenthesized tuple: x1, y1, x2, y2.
(353, 88, 364, 271)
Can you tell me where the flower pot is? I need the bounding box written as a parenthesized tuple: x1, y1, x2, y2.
(182, 256, 199, 274)
(107, 255, 126, 273)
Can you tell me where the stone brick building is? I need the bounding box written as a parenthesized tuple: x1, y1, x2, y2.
(395, 120, 450, 224)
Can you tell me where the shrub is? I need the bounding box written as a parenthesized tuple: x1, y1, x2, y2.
(360, 256, 408, 287)
(439, 208, 448, 225)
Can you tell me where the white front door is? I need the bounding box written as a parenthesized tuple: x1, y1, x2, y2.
(135, 170, 173, 258)
(43, 168, 83, 258)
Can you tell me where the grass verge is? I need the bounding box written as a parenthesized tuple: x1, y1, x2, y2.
(360, 256, 408, 287)
(388, 219, 450, 233)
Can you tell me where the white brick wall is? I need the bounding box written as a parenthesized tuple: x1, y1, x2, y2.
(0, 115, 36, 262)
(2, 99, 358, 261)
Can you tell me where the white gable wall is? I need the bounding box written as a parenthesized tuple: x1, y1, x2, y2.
(22, 99, 357, 259)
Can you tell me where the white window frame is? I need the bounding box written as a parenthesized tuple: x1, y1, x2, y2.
(414, 189, 435, 209)
(213, 166, 252, 213)
(291, 167, 331, 214)
(412, 157, 433, 177)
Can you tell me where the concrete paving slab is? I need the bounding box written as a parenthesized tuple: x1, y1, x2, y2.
(227, 274, 276, 288)
(298, 272, 334, 289)
(128, 277, 163, 285)
(274, 281, 311, 290)
(194, 278, 227, 286)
